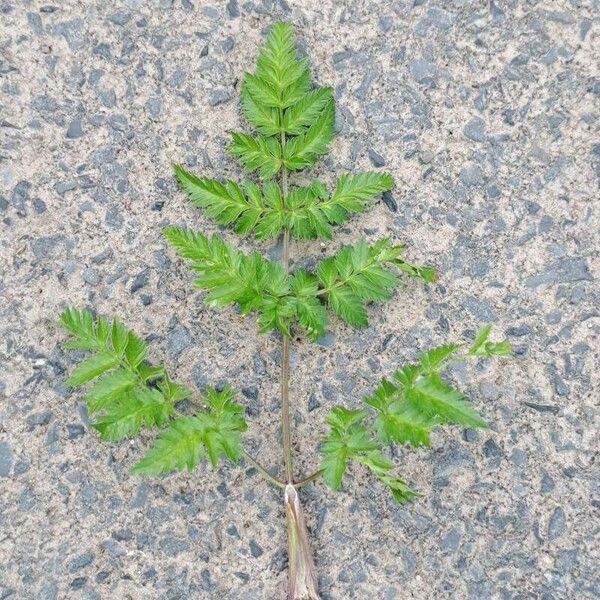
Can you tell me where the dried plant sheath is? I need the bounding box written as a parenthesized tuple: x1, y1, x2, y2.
(285, 485, 320, 600)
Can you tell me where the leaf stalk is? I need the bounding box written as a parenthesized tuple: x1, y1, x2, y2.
(243, 450, 286, 488)
(294, 470, 323, 488)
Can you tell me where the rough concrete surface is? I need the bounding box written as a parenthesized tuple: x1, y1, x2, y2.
(1, 1, 599, 599)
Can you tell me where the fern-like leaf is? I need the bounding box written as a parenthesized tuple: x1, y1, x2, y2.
(283, 100, 335, 170)
(173, 164, 265, 232)
(316, 238, 435, 327)
(368, 332, 513, 438)
(254, 181, 285, 238)
(163, 226, 248, 306)
(241, 74, 281, 134)
(59, 309, 247, 474)
(229, 132, 282, 178)
(83, 368, 138, 413)
(319, 328, 511, 500)
(164, 226, 290, 311)
(319, 407, 415, 502)
(59, 308, 190, 441)
(132, 385, 247, 474)
(131, 416, 205, 475)
(93, 388, 173, 442)
(320, 172, 394, 223)
(164, 226, 326, 337)
(283, 87, 333, 135)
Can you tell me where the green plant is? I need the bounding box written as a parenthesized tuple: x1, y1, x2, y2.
(57, 23, 511, 599)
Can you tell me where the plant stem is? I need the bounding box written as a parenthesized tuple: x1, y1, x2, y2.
(243, 450, 286, 488)
(293, 470, 323, 488)
(280, 126, 294, 485)
(281, 236, 293, 484)
(280, 121, 320, 600)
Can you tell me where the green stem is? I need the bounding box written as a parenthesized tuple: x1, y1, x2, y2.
(280, 122, 294, 484)
(293, 469, 323, 488)
(243, 450, 286, 489)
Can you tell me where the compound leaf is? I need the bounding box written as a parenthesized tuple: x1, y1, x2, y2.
(326, 406, 368, 432)
(193, 385, 247, 466)
(322, 172, 394, 222)
(283, 100, 335, 170)
(241, 74, 281, 135)
(392, 260, 438, 284)
(163, 227, 248, 308)
(283, 86, 333, 135)
(59, 310, 245, 476)
(320, 436, 348, 490)
(83, 368, 138, 413)
(320, 328, 511, 499)
(93, 388, 173, 442)
(316, 239, 433, 327)
(132, 416, 205, 475)
(229, 132, 282, 178)
(406, 373, 487, 428)
(66, 352, 119, 387)
(164, 226, 328, 339)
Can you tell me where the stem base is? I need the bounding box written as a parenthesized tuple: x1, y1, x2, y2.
(285, 484, 320, 600)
